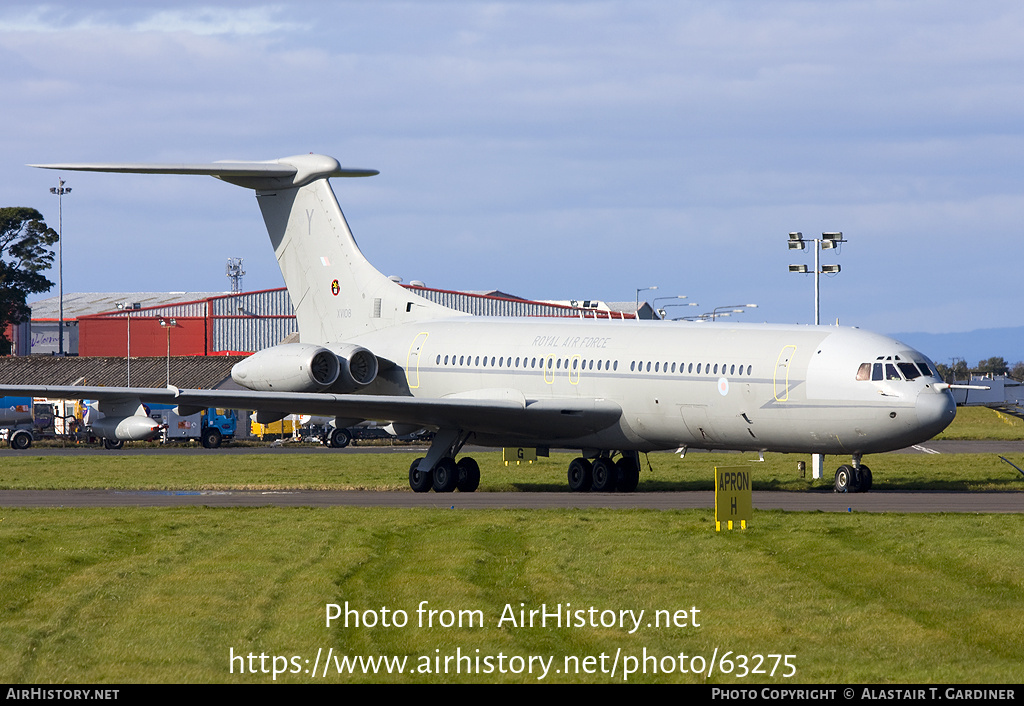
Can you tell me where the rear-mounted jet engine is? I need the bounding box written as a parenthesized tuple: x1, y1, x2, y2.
(230, 342, 378, 393)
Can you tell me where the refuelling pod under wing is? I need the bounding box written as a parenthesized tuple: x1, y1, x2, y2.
(231, 342, 378, 394)
(91, 415, 163, 441)
(87, 399, 163, 441)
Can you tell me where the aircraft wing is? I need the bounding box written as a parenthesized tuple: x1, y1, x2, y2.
(0, 385, 622, 440)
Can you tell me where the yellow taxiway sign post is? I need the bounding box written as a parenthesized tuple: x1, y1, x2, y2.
(715, 466, 752, 531)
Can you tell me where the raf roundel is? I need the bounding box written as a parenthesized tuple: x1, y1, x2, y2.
(718, 377, 730, 396)
(331, 279, 340, 296)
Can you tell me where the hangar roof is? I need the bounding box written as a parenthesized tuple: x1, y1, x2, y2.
(30, 292, 227, 320)
(0, 356, 245, 389)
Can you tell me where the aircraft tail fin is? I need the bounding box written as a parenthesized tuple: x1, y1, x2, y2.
(32, 154, 464, 342)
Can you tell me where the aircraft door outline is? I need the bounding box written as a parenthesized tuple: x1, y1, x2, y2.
(405, 332, 429, 389)
(773, 345, 796, 402)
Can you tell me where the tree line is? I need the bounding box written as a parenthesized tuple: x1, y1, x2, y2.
(0, 207, 58, 355)
(934, 357, 1024, 383)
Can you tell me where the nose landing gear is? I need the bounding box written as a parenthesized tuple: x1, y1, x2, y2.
(834, 454, 872, 493)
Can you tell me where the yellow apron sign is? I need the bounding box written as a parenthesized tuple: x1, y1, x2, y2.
(715, 466, 752, 531)
(503, 447, 538, 466)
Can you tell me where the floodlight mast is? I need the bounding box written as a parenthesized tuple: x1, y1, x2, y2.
(49, 179, 71, 355)
(160, 318, 179, 387)
(635, 286, 658, 318)
(787, 231, 845, 325)
(787, 231, 844, 483)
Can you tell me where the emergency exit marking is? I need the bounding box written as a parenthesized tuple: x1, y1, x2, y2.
(715, 466, 752, 531)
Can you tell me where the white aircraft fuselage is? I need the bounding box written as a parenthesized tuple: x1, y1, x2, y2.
(354, 316, 954, 454)
(3, 153, 955, 493)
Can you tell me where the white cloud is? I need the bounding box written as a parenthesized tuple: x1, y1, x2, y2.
(2, 1, 1024, 335)
(0, 3, 306, 35)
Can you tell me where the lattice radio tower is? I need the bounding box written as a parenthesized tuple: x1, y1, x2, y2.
(226, 257, 246, 294)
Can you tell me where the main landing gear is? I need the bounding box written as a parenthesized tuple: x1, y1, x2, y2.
(567, 451, 640, 493)
(407, 428, 480, 493)
(409, 456, 480, 493)
(834, 453, 873, 493)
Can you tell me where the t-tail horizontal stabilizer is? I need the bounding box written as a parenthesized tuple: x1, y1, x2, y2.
(29, 154, 378, 190)
(29, 152, 460, 341)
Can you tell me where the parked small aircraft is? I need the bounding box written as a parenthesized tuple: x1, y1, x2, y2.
(0, 154, 958, 492)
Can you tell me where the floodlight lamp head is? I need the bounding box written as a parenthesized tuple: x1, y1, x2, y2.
(789, 264, 809, 273)
(822, 232, 843, 240)
(788, 240, 806, 250)
(788, 231, 803, 239)
(821, 264, 841, 273)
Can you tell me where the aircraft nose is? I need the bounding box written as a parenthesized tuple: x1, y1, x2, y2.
(916, 387, 956, 438)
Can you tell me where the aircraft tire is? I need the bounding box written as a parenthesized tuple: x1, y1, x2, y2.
(10, 430, 32, 450)
(567, 458, 593, 492)
(591, 458, 618, 492)
(432, 457, 459, 493)
(616, 456, 640, 493)
(834, 464, 857, 493)
(329, 428, 351, 449)
(103, 438, 124, 450)
(409, 458, 432, 493)
(456, 457, 481, 493)
(858, 465, 873, 492)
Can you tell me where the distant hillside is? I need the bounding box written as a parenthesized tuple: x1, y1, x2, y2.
(887, 326, 1024, 366)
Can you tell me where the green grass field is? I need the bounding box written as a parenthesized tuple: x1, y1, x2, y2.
(935, 406, 1024, 440)
(1, 404, 1020, 684)
(2, 507, 1022, 683)
(2, 450, 1022, 492)
(5, 404, 1020, 493)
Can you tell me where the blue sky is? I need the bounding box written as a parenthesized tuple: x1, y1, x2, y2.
(2, 1, 1022, 335)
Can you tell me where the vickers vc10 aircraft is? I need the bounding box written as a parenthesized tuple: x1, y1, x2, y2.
(0, 154, 959, 493)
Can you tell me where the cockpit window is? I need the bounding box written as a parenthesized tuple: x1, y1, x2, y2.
(860, 356, 937, 382)
(898, 362, 922, 380)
